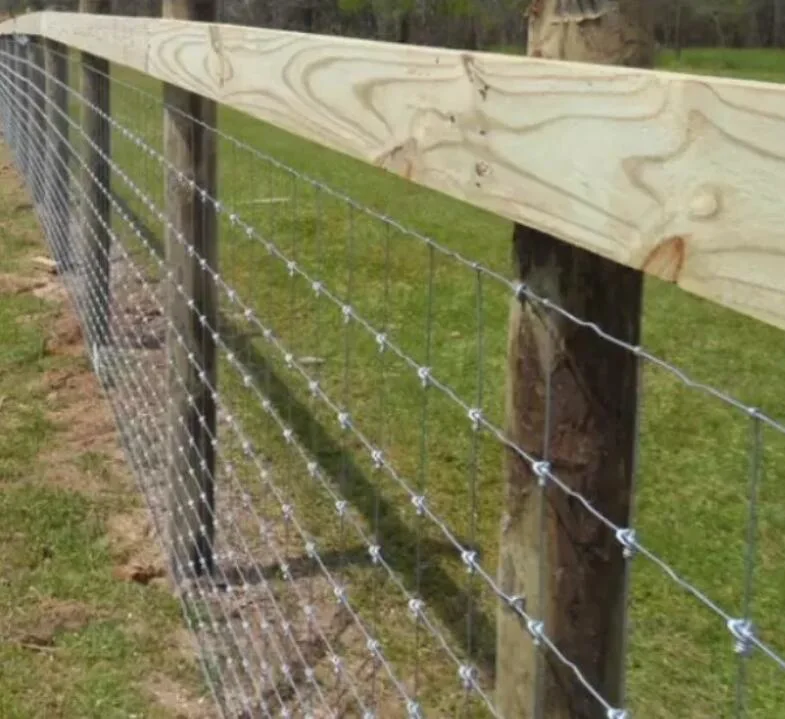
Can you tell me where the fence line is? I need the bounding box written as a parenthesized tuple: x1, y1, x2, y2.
(81, 58, 785, 440)
(0, 10, 783, 719)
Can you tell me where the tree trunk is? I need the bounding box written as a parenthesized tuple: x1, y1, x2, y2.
(302, 4, 314, 33)
(713, 12, 726, 47)
(746, 3, 760, 49)
(675, 0, 683, 57)
(398, 10, 411, 43)
(774, 0, 785, 47)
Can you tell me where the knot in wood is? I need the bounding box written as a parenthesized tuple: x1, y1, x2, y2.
(688, 185, 721, 220)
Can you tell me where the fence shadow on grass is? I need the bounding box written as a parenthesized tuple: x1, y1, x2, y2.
(111, 191, 499, 678)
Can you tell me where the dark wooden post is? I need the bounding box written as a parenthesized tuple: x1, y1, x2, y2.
(0, 36, 4, 120)
(27, 2, 46, 205)
(0, 37, 10, 142)
(80, 0, 111, 346)
(45, 5, 72, 267)
(163, 0, 218, 580)
(14, 33, 29, 180)
(496, 1, 654, 717)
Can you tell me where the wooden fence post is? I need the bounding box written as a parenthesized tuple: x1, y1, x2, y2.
(14, 33, 29, 180)
(27, 3, 46, 205)
(45, 7, 71, 268)
(0, 37, 4, 114)
(496, 1, 654, 717)
(1, 38, 11, 140)
(163, 0, 218, 580)
(80, 0, 111, 347)
(0, 37, 10, 142)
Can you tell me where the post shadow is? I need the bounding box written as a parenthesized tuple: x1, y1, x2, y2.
(111, 190, 497, 676)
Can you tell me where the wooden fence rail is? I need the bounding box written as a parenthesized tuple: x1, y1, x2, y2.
(1, 10, 785, 331)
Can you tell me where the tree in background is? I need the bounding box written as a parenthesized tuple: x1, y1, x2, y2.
(220, 0, 782, 49)
(1, 1, 782, 57)
(658, 0, 785, 47)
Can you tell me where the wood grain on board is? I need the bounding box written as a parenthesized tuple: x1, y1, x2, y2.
(2, 11, 785, 329)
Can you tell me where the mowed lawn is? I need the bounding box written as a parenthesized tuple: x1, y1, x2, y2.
(40, 45, 785, 717)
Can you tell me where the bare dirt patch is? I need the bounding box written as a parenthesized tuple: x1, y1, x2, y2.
(36, 367, 120, 496)
(32, 274, 69, 304)
(145, 675, 213, 719)
(50, 388, 115, 454)
(39, 366, 85, 401)
(43, 311, 84, 357)
(13, 599, 96, 650)
(0, 272, 48, 296)
(108, 509, 167, 587)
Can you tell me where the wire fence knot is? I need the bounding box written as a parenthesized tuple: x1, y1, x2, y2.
(728, 618, 755, 657)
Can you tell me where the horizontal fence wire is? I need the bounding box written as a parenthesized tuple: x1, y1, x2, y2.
(0, 31, 783, 719)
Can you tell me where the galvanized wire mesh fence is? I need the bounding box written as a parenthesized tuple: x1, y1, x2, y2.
(0, 29, 783, 719)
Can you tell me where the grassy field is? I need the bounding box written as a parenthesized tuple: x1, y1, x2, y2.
(0, 148, 211, 718)
(658, 46, 785, 82)
(7, 45, 785, 717)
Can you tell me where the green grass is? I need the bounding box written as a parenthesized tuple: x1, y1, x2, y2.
(0, 158, 208, 718)
(49, 47, 785, 716)
(0, 486, 191, 719)
(658, 47, 785, 83)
